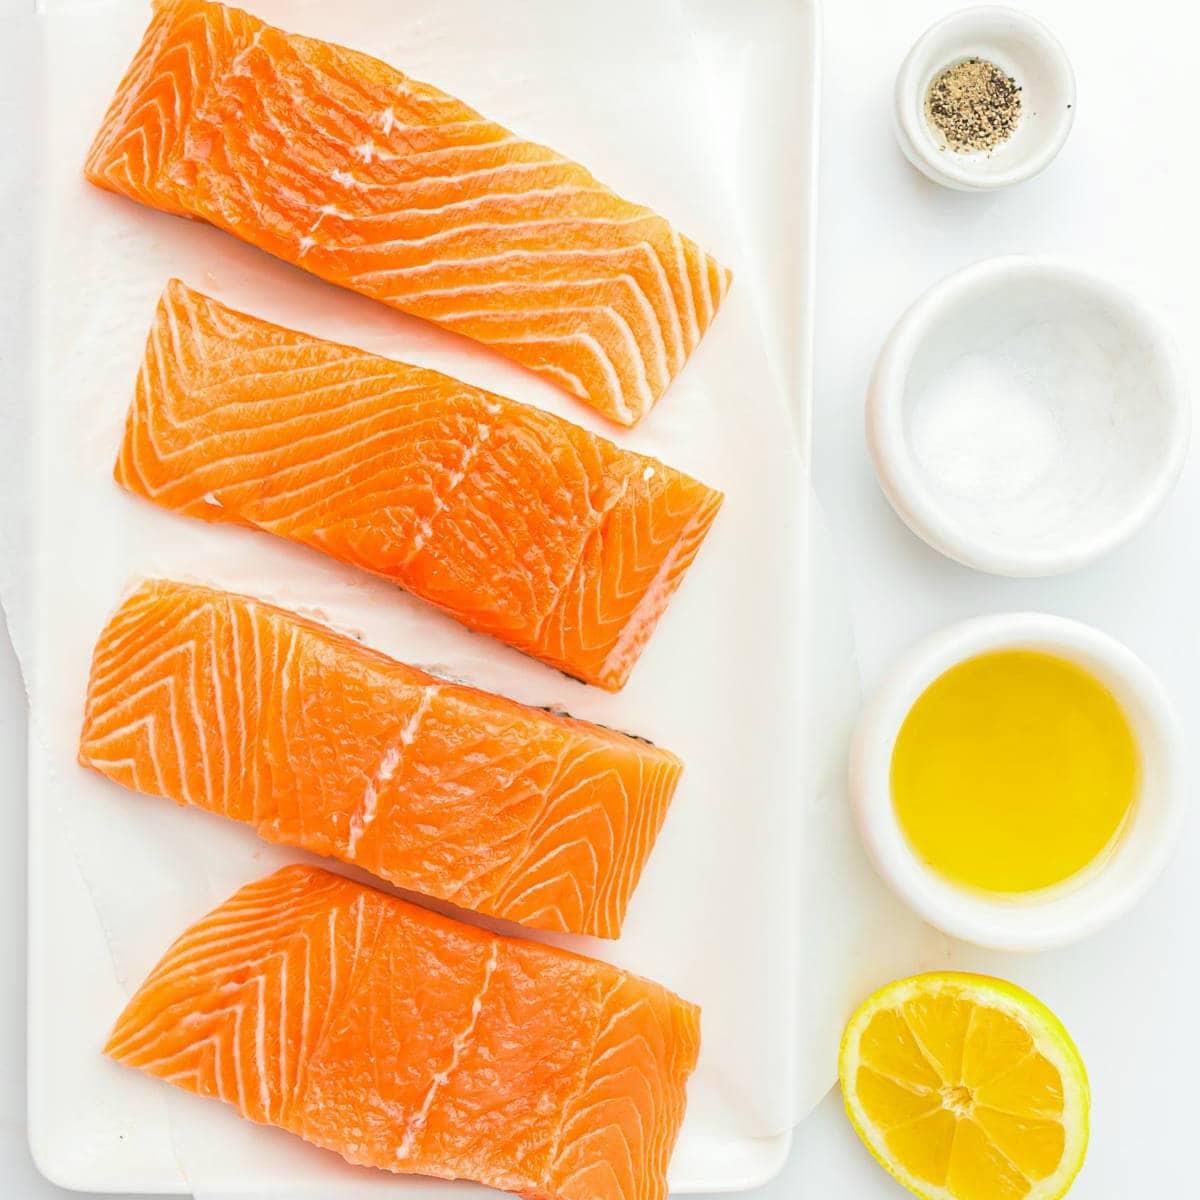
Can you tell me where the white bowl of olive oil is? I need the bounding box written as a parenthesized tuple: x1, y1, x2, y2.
(895, 6, 1075, 190)
(850, 613, 1183, 951)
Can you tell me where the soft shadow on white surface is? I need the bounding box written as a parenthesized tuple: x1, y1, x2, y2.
(0, 14, 80, 1200)
(0, 630, 65, 1199)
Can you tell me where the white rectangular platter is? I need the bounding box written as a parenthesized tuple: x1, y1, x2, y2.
(24, 0, 819, 1193)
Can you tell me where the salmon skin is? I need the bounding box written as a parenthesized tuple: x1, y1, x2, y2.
(79, 579, 684, 939)
(106, 864, 701, 1200)
(116, 281, 723, 692)
(83, 0, 732, 427)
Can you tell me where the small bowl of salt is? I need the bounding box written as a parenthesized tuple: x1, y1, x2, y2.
(867, 257, 1190, 577)
(895, 6, 1075, 190)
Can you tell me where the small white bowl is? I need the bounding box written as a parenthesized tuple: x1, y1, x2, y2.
(867, 256, 1190, 576)
(849, 613, 1183, 951)
(895, 5, 1075, 190)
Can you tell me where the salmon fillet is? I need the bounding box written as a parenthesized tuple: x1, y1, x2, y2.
(115, 281, 723, 691)
(106, 864, 701, 1200)
(83, 0, 732, 426)
(79, 579, 684, 938)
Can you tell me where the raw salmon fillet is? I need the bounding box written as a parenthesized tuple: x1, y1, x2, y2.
(115, 281, 723, 691)
(107, 864, 701, 1200)
(83, 0, 732, 426)
(79, 579, 684, 938)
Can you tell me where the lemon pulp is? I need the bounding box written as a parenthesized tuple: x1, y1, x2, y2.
(891, 650, 1138, 894)
(839, 972, 1090, 1200)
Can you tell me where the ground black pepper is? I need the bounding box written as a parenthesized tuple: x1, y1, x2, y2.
(925, 57, 1022, 154)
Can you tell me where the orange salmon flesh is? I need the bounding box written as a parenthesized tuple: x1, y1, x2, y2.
(78, 579, 685, 938)
(84, 0, 732, 426)
(114, 281, 723, 691)
(106, 864, 701, 1200)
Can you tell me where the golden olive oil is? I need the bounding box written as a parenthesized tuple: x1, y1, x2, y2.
(891, 650, 1138, 894)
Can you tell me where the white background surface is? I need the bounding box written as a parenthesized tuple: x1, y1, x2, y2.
(2, 0, 1197, 1197)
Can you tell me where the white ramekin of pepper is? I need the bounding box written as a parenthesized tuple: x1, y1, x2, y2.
(895, 5, 1075, 191)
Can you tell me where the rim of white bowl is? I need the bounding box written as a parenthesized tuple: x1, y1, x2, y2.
(849, 613, 1184, 951)
(867, 255, 1192, 577)
(895, 5, 1076, 191)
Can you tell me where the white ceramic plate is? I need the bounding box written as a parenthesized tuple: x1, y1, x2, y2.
(24, 0, 819, 1193)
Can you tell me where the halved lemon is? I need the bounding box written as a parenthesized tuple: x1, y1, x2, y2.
(839, 973, 1089, 1200)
